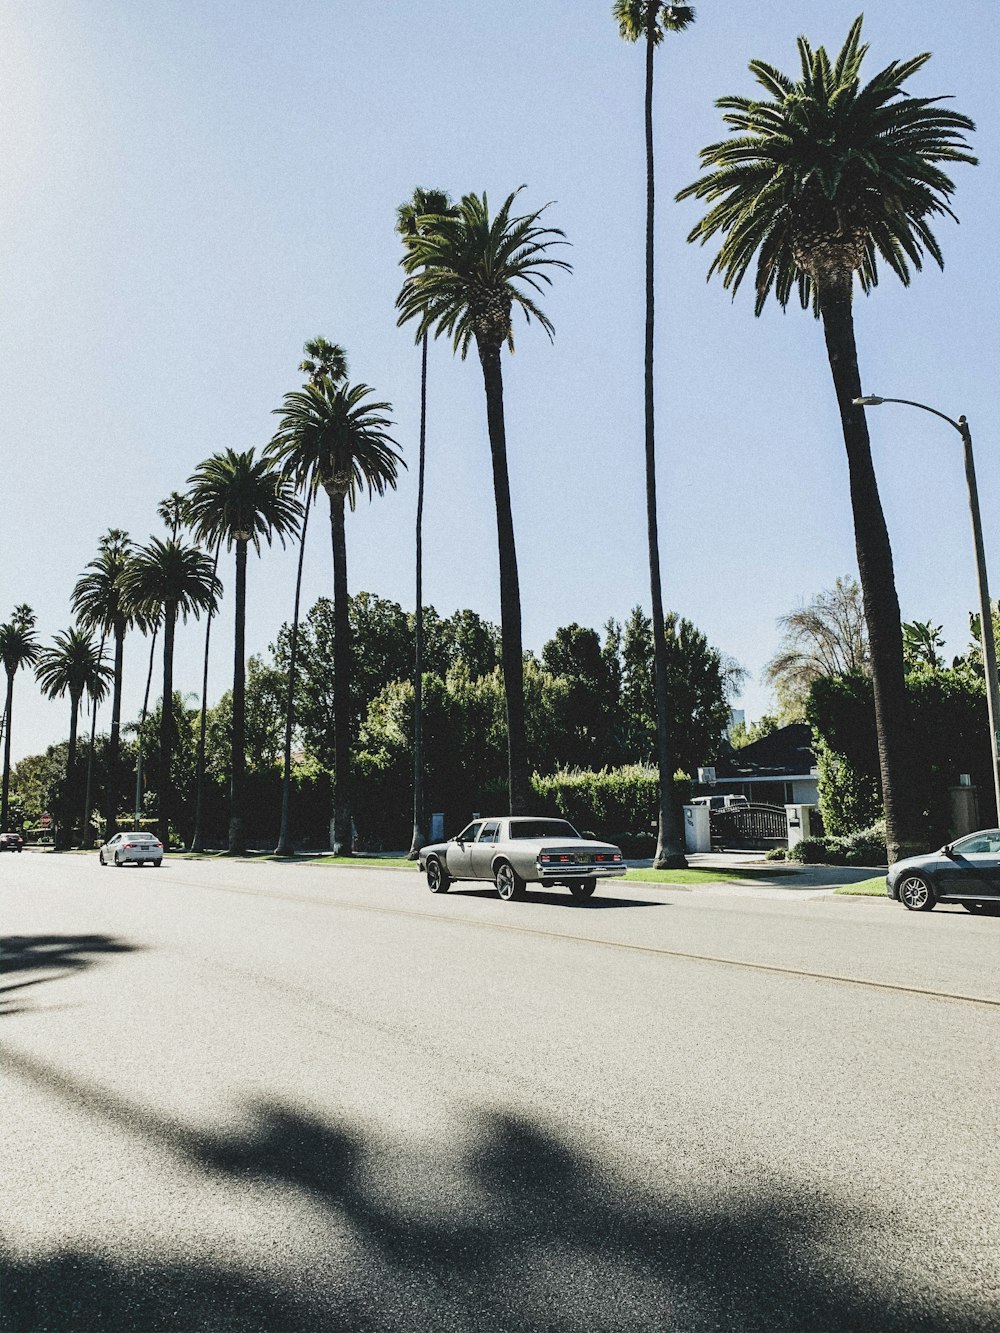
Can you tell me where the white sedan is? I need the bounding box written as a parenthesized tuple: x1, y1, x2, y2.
(99, 831, 164, 867)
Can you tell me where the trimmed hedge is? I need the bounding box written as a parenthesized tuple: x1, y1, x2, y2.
(531, 765, 692, 843)
(789, 824, 887, 866)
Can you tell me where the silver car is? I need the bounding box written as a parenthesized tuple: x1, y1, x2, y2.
(99, 831, 164, 868)
(419, 816, 626, 902)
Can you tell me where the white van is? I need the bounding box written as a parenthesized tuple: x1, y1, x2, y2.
(690, 794, 750, 812)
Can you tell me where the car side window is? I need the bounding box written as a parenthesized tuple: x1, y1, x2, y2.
(456, 822, 483, 843)
(956, 833, 1000, 854)
(478, 821, 500, 844)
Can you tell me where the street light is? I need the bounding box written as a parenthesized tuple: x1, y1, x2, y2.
(854, 394, 1000, 822)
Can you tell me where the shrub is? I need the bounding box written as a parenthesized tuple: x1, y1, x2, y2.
(788, 824, 887, 866)
(788, 838, 829, 863)
(765, 846, 787, 861)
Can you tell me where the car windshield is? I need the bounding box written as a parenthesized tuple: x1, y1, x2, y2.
(508, 819, 579, 840)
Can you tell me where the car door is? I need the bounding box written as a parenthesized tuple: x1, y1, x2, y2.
(936, 832, 1000, 898)
(445, 822, 482, 880)
(470, 821, 501, 879)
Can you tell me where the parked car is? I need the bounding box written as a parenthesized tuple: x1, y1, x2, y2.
(419, 816, 626, 902)
(0, 831, 24, 852)
(99, 831, 164, 867)
(690, 794, 750, 811)
(886, 829, 1000, 913)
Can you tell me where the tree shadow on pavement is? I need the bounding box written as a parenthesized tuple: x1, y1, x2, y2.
(2, 1045, 994, 1333)
(0, 935, 141, 1017)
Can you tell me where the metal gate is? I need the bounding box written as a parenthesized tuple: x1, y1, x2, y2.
(710, 804, 787, 849)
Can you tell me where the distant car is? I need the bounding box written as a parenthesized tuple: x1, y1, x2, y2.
(690, 794, 750, 811)
(99, 831, 164, 868)
(887, 829, 1000, 914)
(0, 832, 24, 852)
(419, 816, 626, 902)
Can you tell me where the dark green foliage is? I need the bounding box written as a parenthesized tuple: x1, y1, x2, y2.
(808, 667, 996, 843)
(789, 826, 886, 866)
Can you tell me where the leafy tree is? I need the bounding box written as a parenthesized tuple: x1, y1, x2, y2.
(186, 448, 301, 853)
(269, 376, 403, 853)
(614, 0, 695, 869)
(0, 605, 40, 830)
(397, 187, 570, 817)
(728, 715, 779, 750)
(35, 628, 113, 847)
(541, 623, 621, 769)
(678, 17, 976, 861)
(619, 607, 744, 776)
(127, 693, 200, 837)
(766, 577, 869, 721)
(902, 620, 946, 672)
(396, 188, 457, 857)
(206, 656, 288, 779)
(121, 539, 220, 848)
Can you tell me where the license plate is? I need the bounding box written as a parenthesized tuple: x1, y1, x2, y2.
(576, 853, 590, 864)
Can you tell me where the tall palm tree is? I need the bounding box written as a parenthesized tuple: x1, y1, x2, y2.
(396, 188, 456, 858)
(157, 492, 191, 540)
(0, 605, 40, 830)
(187, 535, 222, 854)
(35, 628, 112, 848)
(186, 448, 301, 854)
(273, 340, 350, 857)
(677, 17, 976, 861)
(396, 188, 570, 817)
(615, 0, 695, 870)
(72, 530, 142, 840)
(268, 378, 403, 854)
(121, 539, 220, 849)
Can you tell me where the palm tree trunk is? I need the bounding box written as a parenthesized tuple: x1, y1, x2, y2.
(61, 695, 81, 850)
(409, 331, 430, 857)
(134, 627, 158, 826)
(643, 13, 685, 869)
(820, 284, 920, 863)
(158, 608, 176, 850)
(191, 542, 221, 854)
(1, 671, 14, 830)
(105, 625, 125, 838)
(329, 490, 353, 854)
(228, 539, 248, 854)
(275, 490, 312, 856)
(80, 633, 106, 848)
(477, 341, 530, 815)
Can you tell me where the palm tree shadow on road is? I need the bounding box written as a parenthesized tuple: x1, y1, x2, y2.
(1, 1045, 991, 1333)
(0, 934, 141, 1017)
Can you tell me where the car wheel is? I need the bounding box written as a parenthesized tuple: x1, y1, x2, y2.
(426, 857, 450, 893)
(99, 850, 105, 865)
(569, 877, 597, 901)
(898, 873, 935, 911)
(114, 852, 122, 867)
(152, 860, 162, 867)
(495, 861, 525, 902)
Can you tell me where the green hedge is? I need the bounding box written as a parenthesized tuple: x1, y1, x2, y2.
(789, 824, 887, 866)
(531, 765, 692, 842)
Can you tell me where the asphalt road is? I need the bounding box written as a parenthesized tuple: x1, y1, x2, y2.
(2, 851, 998, 1332)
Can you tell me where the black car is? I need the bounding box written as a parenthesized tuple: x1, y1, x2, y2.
(0, 832, 24, 852)
(887, 829, 1000, 914)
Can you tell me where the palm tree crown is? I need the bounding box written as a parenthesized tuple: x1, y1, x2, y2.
(395, 188, 571, 358)
(0, 607, 40, 681)
(72, 533, 142, 637)
(614, 1, 696, 43)
(36, 629, 112, 705)
(186, 448, 302, 552)
(299, 338, 349, 387)
(121, 538, 221, 623)
(677, 16, 976, 313)
(268, 380, 403, 504)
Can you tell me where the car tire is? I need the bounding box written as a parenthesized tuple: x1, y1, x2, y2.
(114, 852, 122, 868)
(898, 873, 935, 911)
(426, 857, 450, 893)
(152, 860, 162, 868)
(99, 850, 105, 865)
(569, 877, 597, 901)
(495, 861, 525, 902)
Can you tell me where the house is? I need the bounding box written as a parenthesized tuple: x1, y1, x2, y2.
(702, 723, 819, 808)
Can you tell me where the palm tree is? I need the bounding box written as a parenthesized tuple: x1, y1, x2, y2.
(396, 188, 570, 817)
(0, 605, 40, 830)
(121, 539, 220, 849)
(35, 628, 112, 848)
(677, 17, 976, 861)
(186, 449, 301, 853)
(273, 340, 350, 857)
(396, 187, 456, 859)
(157, 492, 191, 540)
(72, 530, 143, 840)
(268, 378, 403, 854)
(615, 1, 695, 869)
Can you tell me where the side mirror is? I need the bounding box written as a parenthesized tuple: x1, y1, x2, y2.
(943, 844, 954, 857)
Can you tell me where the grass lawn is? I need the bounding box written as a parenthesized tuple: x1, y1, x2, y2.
(625, 865, 797, 886)
(833, 876, 888, 896)
(294, 854, 416, 869)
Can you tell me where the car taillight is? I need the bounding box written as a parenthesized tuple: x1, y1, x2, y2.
(613, 853, 622, 862)
(124, 843, 136, 849)
(539, 853, 551, 864)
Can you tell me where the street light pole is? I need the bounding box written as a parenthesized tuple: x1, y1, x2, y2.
(855, 395, 1000, 823)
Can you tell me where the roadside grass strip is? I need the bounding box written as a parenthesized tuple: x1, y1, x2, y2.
(834, 876, 889, 896)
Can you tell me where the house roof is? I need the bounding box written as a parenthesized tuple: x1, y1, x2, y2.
(714, 723, 815, 780)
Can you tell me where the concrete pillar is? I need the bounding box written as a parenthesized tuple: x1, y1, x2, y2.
(948, 786, 980, 839)
(786, 804, 816, 849)
(683, 804, 711, 854)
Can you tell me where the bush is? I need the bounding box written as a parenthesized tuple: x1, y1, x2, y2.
(788, 824, 887, 866)
(788, 838, 828, 864)
(765, 846, 787, 861)
(531, 766, 691, 840)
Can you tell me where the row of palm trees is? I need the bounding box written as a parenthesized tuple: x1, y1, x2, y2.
(1, 13, 979, 867)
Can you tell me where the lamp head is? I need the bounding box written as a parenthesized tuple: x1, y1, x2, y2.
(853, 395, 884, 406)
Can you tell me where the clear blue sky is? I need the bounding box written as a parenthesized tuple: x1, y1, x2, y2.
(1, 0, 996, 761)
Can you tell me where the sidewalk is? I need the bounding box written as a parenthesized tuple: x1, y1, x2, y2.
(626, 849, 887, 893)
